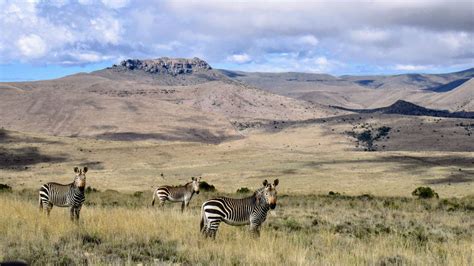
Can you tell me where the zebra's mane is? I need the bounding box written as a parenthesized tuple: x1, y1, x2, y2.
(168, 181, 192, 188)
(252, 186, 266, 197)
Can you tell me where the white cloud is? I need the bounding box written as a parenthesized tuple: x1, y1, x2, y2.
(0, 0, 472, 73)
(227, 53, 252, 64)
(17, 34, 47, 58)
(350, 28, 390, 43)
(297, 35, 319, 46)
(101, 0, 130, 9)
(89, 17, 121, 45)
(394, 64, 430, 71)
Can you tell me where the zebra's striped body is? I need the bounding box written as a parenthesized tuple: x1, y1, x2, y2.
(152, 177, 200, 212)
(201, 179, 279, 238)
(39, 167, 88, 221)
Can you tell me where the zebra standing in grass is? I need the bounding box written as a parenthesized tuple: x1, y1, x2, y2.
(200, 179, 279, 238)
(152, 177, 201, 212)
(39, 167, 88, 221)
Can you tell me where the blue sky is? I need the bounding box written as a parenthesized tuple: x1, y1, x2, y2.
(1, 0, 473, 81)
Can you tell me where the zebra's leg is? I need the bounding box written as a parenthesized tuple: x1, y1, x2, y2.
(70, 207, 75, 221)
(45, 203, 53, 216)
(208, 220, 221, 239)
(74, 207, 81, 221)
(249, 223, 261, 238)
(181, 201, 185, 212)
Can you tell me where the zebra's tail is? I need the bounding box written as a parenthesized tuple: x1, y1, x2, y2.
(200, 205, 206, 233)
(151, 190, 156, 206)
(38, 191, 43, 211)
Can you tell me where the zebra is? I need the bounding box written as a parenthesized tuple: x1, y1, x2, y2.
(200, 179, 279, 238)
(151, 176, 201, 212)
(39, 167, 88, 221)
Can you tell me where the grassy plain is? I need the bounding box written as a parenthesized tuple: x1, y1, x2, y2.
(1, 190, 472, 265)
(0, 115, 473, 264)
(1, 115, 473, 197)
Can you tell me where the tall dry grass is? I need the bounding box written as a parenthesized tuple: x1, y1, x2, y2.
(1, 191, 472, 265)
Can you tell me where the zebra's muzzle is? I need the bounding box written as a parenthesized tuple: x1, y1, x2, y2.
(269, 203, 276, 209)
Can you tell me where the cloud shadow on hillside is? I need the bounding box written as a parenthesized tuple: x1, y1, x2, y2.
(96, 128, 243, 144)
(302, 154, 474, 183)
(0, 147, 68, 170)
(0, 129, 63, 145)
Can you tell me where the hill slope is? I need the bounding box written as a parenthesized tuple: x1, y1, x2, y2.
(221, 68, 474, 111)
(0, 58, 342, 142)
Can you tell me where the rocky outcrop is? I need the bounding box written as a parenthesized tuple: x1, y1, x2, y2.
(114, 57, 212, 75)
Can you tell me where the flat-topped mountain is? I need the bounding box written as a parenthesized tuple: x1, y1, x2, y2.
(94, 57, 228, 86)
(115, 57, 212, 75)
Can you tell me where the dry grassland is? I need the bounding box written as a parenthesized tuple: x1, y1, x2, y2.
(1, 191, 472, 265)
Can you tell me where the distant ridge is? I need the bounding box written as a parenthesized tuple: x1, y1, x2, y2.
(113, 57, 212, 75)
(332, 100, 474, 119)
(93, 57, 230, 86)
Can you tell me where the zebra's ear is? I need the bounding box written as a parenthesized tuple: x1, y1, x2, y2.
(273, 179, 279, 187)
(74, 167, 79, 173)
(83, 167, 88, 173)
(262, 179, 268, 186)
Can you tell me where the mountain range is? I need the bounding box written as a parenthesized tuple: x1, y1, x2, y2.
(221, 68, 474, 112)
(0, 57, 472, 142)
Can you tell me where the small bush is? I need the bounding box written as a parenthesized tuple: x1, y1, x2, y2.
(81, 233, 102, 246)
(85, 186, 99, 194)
(357, 194, 374, 201)
(282, 218, 302, 232)
(199, 181, 216, 192)
(0, 183, 12, 192)
(328, 191, 341, 196)
(377, 255, 407, 266)
(133, 191, 144, 197)
(236, 187, 251, 194)
(412, 187, 439, 199)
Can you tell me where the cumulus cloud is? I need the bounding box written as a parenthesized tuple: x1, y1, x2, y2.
(394, 64, 430, 71)
(227, 53, 252, 64)
(0, 0, 472, 73)
(17, 34, 47, 58)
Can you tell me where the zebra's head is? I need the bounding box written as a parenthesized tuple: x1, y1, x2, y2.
(257, 179, 279, 209)
(191, 176, 201, 194)
(73, 167, 88, 188)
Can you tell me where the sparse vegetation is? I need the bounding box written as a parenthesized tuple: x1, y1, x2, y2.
(0, 183, 12, 192)
(412, 186, 439, 199)
(85, 186, 99, 194)
(236, 187, 251, 194)
(1, 191, 471, 264)
(199, 181, 216, 192)
(347, 124, 392, 151)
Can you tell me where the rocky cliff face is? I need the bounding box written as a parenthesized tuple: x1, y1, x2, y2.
(115, 57, 212, 75)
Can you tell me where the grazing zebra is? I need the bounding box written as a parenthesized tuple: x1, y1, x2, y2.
(200, 179, 279, 238)
(151, 177, 201, 212)
(39, 167, 88, 221)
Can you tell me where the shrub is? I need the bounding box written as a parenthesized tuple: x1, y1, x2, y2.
(199, 181, 216, 192)
(347, 125, 391, 151)
(412, 187, 439, 199)
(328, 191, 341, 196)
(85, 186, 99, 194)
(236, 187, 251, 194)
(0, 183, 12, 192)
